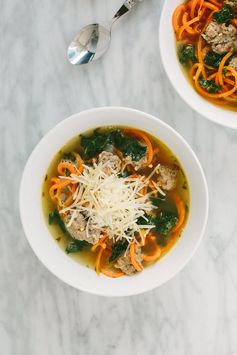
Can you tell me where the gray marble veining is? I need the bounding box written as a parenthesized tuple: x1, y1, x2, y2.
(1, 0, 237, 354)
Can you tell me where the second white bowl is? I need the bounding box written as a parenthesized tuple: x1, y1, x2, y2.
(159, 0, 237, 129)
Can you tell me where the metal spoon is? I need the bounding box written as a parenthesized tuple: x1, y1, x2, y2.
(67, 0, 143, 65)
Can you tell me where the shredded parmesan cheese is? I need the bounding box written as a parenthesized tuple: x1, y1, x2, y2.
(59, 160, 157, 244)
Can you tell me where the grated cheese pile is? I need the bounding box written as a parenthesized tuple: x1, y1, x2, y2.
(59, 160, 162, 243)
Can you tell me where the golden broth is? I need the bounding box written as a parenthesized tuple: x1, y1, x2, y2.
(42, 126, 190, 271)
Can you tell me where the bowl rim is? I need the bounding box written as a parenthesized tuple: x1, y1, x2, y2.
(19, 106, 209, 296)
(159, 0, 237, 130)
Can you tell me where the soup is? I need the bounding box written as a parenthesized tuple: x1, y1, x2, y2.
(42, 127, 189, 278)
(173, 0, 237, 111)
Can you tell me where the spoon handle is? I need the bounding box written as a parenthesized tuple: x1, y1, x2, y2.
(112, 0, 143, 23)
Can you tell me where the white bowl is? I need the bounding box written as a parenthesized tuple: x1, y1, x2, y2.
(20, 107, 209, 296)
(159, 0, 237, 129)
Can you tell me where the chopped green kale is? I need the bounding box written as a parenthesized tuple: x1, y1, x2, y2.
(151, 196, 166, 208)
(62, 152, 77, 162)
(155, 212, 178, 237)
(81, 129, 147, 161)
(199, 78, 222, 93)
(179, 44, 197, 65)
(222, 68, 228, 77)
(204, 51, 225, 68)
(66, 240, 90, 254)
(213, 4, 234, 23)
(137, 211, 178, 237)
(48, 210, 66, 233)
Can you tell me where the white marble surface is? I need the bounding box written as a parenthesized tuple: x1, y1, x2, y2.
(1, 0, 237, 354)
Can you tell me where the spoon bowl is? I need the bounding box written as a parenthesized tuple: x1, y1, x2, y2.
(67, 24, 111, 65)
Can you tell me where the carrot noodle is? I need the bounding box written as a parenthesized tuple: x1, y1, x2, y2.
(64, 183, 77, 207)
(190, 0, 198, 18)
(183, 12, 198, 34)
(216, 52, 233, 86)
(173, 0, 237, 107)
(172, 194, 186, 234)
(72, 152, 84, 173)
(195, 65, 237, 98)
(178, 15, 200, 40)
(172, 4, 186, 33)
(208, 0, 221, 7)
(49, 179, 72, 202)
(231, 18, 237, 26)
(130, 241, 143, 272)
(202, 1, 219, 11)
(91, 235, 108, 252)
(58, 161, 80, 176)
(143, 236, 162, 262)
(95, 245, 107, 275)
(101, 268, 125, 278)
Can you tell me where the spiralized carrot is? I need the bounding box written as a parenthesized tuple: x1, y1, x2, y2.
(72, 152, 84, 173)
(49, 179, 71, 201)
(178, 15, 200, 40)
(182, 12, 197, 34)
(190, 0, 202, 18)
(95, 248, 125, 278)
(231, 18, 237, 26)
(172, 194, 186, 234)
(91, 235, 108, 252)
(58, 161, 79, 176)
(202, 1, 219, 11)
(63, 183, 77, 207)
(195, 64, 237, 98)
(216, 52, 233, 86)
(95, 245, 107, 275)
(172, 4, 186, 33)
(143, 235, 162, 262)
(130, 241, 143, 272)
(207, 0, 221, 7)
(124, 129, 154, 166)
(101, 268, 125, 278)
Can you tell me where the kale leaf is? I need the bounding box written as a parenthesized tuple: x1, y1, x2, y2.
(179, 44, 197, 65)
(80, 132, 113, 158)
(204, 51, 225, 68)
(151, 196, 166, 208)
(213, 4, 234, 23)
(137, 214, 156, 226)
(222, 67, 228, 77)
(48, 210, 66, 233)
(120, 138, 146, 161)
(111, 130, 147, 161)
(81, 129, 147, 162)
(109, 241, 129, 262)
(62, 152, 77, 162)
(137, 212, 178, 239)
(155, 212, 178, 237)
(199, 78, 222, 93)
(66, 240, 90, 254)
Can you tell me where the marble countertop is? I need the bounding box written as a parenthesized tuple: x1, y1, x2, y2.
(1, 0, 237, 354)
